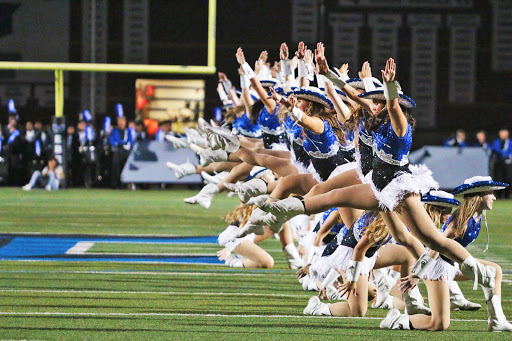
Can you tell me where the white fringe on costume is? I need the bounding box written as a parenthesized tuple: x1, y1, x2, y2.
(327, 162, 357, 180)
(420, 256, 460, 282)
(270, 142, 289, 151)
(218, 225, 256, 252)
(369, 164, 439, 211)
(310, 245, 379, 281)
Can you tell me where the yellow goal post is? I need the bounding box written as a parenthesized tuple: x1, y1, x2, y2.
(0, 0, 216, 118)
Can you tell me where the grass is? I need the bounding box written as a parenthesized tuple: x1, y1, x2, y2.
(0, 188, 511, 340)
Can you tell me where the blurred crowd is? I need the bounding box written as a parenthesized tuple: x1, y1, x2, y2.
(0, 100, 178, 190)
(444, 128, 512, 198)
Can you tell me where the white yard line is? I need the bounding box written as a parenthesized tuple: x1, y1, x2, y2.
(0, 270, 289, 276)
(0, 289, 310, 298)
(65, 242, 95, 255)
(0, 311, 488, 322)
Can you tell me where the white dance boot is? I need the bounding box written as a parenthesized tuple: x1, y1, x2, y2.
(380, 309, 410, 330)
(225, 179, 267, 203)
(189, 144, 228, 166)
(303, 296, 332, 316)
(326, 285, 347, 301)
(449, 281, 481, 311)
(165, 135, 189, 149)
(183, 183, 219, 209)
(246, 195, 270, 206)
(371, 269, 396, 309)
(206, 126, 240, 153)
(486, 295, 512, 332)
(201, 171, 229, 185)
(185, 127, 206, 145)
(460, 256, 496, 291)
(404, 286, 431, 315)
(259, 197, 305, 232)
(283, 243, 304, 270)
(166, 162, 196, 179)
(236, 208, 273, 238)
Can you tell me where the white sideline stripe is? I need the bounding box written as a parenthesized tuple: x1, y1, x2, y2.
(0, 270, 288, 277)
(0, 289, 310, 298)
(85, 252, 217, 257)
(65, 242, 95, 255)
(0, 311, 489, 322)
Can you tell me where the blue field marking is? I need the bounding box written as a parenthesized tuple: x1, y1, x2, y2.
(0, 234, 223, 264)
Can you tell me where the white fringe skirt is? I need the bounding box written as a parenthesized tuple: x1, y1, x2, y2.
(369, 164, 439, 211)
(420, 256, 460, 282)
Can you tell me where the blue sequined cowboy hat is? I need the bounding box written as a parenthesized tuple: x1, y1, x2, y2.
(421, 190, 461, 208)
(346, 77, 383, 90)
(235, 88, 260, 101)
(452, 176, 509, 196)
(288, 86, 334, 109)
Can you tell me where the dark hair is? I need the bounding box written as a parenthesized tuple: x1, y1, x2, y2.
(249, 100, 265, 124)
(303, 101, 346, 145)
(366, 105, 415, 133)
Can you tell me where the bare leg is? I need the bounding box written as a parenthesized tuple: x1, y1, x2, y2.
(217, 162, 253, 192)
(196, 161, 240, 174)
(409, 280, 451, 331)
(399, 195, 471, 264)
(380, 211, 425, 259)
(374, 244, 415, 278)
(236, 241, 274, 268)
(338, 207, 363, 230)
(254, 147, 291, 159)
(305, 169, 361, 198)
(269, 174, 318, 199)
(303, 184, 381, 214)
(328, 275, 369, 317)
(233, 146, 297, 177)
(278, 222, 294, 246)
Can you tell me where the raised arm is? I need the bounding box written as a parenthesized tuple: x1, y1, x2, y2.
(313, 211, 340, 247)
(236, 47, 276, 113)
(381, 58, 408, 137)
(315, 43, 373, 113)
(324, 80, 351, 123)
(295, 41, 311, 88)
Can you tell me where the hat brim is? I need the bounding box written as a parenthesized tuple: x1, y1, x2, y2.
(358, 90, 416, 108)
(289, 89, 334, 109)
(259, 79, 279, 88)
(346, 77, 382, 90)
(422, 195, 461, 208)
(452, 181, 509, 196)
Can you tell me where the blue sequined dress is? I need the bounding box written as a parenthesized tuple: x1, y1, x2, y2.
(232, 113, 262, 138)
(303, 119, 355, 182)
(369, 121, 438, 210)
(257, 104, 288, 149)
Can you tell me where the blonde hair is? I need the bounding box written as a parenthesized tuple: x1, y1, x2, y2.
(364, 212, 390, 244)
(447, 194, 482, 238)
(424, 204, 453, 229)
(224, 204, 256, 227)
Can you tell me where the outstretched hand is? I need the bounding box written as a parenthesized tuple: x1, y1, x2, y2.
(381, 58, 396, 82)
(259, 50, 268, 62)
(399, 273, 419, 292)
(315, 43, 329, 75)
(218, 72, 228, 82)
(216, 248, 231, 261)
(295, 264, 310, 280)
(338, 280, 357, 299)
(359, 61, 372, 79)
(236, 47, 246, 65)
(280, 43, 289, 60)
(304, 49, 314, 65)
(338, 63, 349, 74)
(295, 41, 306, 59)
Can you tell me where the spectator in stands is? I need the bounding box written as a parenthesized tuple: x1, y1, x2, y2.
(490, 128, 512, 198)
(444, 129, 467, 147)
(155, 120, 172, 142)
(22, 155, 63, 191)
(473, 130, 489, 149)
(134, 120, 148, 141)
(109, 106, 132, 188)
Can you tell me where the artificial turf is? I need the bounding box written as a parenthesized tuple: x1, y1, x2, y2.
(0, 188, 511, 340)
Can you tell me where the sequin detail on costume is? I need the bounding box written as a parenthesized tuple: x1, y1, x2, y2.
(257, 105, 284, 135)
(303, 120, 340, 159)
(441, 215, 482, 248)
(373, 122, 412, 166)
(232, 113, 262, 138)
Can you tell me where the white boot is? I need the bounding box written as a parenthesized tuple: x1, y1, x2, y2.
(166, 162, 196, 179)
(225, 179, 268, 203)
(380, 309, 411, 330)
(450, 281, 481, 311)
(241, 208, 276, 231)
(190, 143, 228, 166)
(487, 295, 512, 332)
(404, 286, 431, 315)
(201, 171, 229, 185)
(460, 256, 496, 291)
(246, 195, 270, 206)
(371, 269, 396, 309)
(185, 127, 206, 145)
(327, 285, 347, 301)
(283, 243, 304, 270)
(225, 255, 244, 268)
(303, 296, 331, 315)
(183, 184, 219, 209)
(22, 184, 32, 191)
(259, 197, 305, 231)
(302, 277, 319, 291)
(165, 135, 189, 149)
(206, 125, 240, 153)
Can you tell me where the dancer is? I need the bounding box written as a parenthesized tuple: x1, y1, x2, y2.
(382, 176, 511, 331)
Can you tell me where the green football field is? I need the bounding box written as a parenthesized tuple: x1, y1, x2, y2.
(1, 188, 511, 340)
